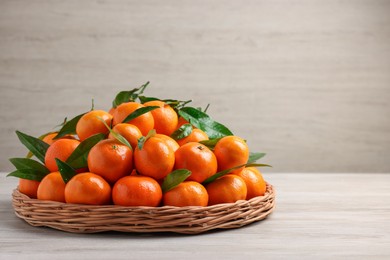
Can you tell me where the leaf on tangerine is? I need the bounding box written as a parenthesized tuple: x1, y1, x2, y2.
(16, 131, 50, 163)
(247, 152, 267, 164)
(66, 133, 106, 169)
(112, 81, 150, 108)
(26, 131, 57, 159)
(7, 169, 48, 181)
(97, 117, 132, 149)
(178, 107, 233, 139)
(9, 157, 50, 174)
(161, 169, 192, 193)
(54, 113, 86, 139)
(199, 138, 222, 150)
(137, 129, 156, 150)
(121, 106, 159, 124)
(202, 163, 272, 185)
(170, 124, 192, 140)
(56, 158, 77, 184)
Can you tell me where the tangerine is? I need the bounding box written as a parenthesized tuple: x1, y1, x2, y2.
(213, 136, 249, 174)
(112, 175, 162, 206)
(235, 167, 266, 199)
(87, 139, 133, 184)
(65, 172, 111, 205)
(163, 181, 208, 207)
(174, 142, 217, 183)
(44, 139, 80, 172)
(108, 107, 116, 116)
(112, 102, 154, 136)
(144, 100, 178, 136)
(176, 128, 209, 146)
(37, 172, 66, 202)
(76, 110, 113, 141)
(155, 134, 180, 152)
(108, 123, 142, 150)
(134, 136, 175, 180)
(18, 179, 40, 199)
(206, 174, 247, 205)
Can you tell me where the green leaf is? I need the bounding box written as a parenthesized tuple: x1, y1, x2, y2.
(55, 158, 77, 183)
(170, 124, 193, 140)
(66, 133, 105, 169)
(26, 131, 56, 159)
(161, 169, 192, 193)
(97, 117, 132, 149)
(112, 82, 150, 108)
(54, 113, 85, 139)
(109, 130, 132, 149)
(137, 129, 156, 150)
(7, 169, 48, 181)
(16, 131, 50, 163)
(202, 163, 272, 185)
(113, 91, 136, 107)
(9, 158, 50, 174)
(121, 106, 159, 124)
(8, 157, 50, 181)
(167, 99, 192, 112)
(248, 152, 266, 164)
(178, 107, 233, 139)
(138, 96, 160, 103)
(199, 138, 222, 150)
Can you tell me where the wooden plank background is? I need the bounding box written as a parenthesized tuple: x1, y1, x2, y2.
(0, 0, 389, 173)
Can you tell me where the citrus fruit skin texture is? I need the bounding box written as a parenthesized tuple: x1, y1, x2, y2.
(134, 136, 175, 180)
(235, 167, 267, 199)
(174, 142, 217, 183)
(65, 172, 111, 205)
(144, 100, 178, 136)
(213, 136, 249, 174)
(76, 110, 113, 141)
(87, 139, 133, 185)
(44, 139, 80, 172)
(112, 102, 154, 136)
(176, 128, 209, 147)
(163, 181, 208, 207)
(154, 134, 180, 152)
(206, 174, 247, 206)
(37, 172, 66, 202)
(19, 179, 40, 199)
(112, 175, 162, 207)
(108, 123, 142, 150)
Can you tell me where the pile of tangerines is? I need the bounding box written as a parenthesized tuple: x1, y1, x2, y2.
(9, 83, 270, 207)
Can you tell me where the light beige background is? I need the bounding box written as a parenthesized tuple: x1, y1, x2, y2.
(1, 0, 389, 173)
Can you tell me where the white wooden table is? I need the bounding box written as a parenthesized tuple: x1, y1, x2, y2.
(1, 173, 389, 259)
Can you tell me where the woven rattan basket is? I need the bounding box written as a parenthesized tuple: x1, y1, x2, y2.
(12, 183, 275, 234)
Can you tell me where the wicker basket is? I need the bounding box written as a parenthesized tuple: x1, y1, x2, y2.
(12, 183, 275, 234)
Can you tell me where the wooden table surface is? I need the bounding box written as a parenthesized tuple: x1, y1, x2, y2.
(1, 172, 389, 259)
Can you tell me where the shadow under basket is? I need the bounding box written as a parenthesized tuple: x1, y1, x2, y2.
(12, 183, 275, 234)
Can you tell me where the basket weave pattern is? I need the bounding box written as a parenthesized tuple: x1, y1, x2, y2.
(12, 183, 275, 234)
